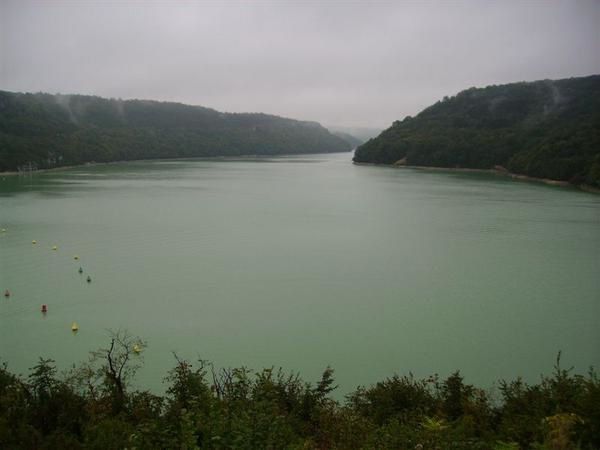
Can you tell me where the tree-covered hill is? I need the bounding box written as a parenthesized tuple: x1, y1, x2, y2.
(353, 75, 600, 187)
(0, 91, 350, 172)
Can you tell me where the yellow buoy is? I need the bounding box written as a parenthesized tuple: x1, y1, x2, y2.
(133, 344, 142, 354)
(32, 240, 37, 244)
(52, 245, 58, 250)
(73, 255, 79, 260)
(71, 322, 79, 332)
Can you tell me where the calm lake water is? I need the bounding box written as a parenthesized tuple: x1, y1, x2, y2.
(1, 153, 599, 396)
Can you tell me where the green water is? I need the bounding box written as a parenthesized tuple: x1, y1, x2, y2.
(1, 153, 599, 395)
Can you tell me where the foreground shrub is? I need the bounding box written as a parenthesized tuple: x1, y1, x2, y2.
(0, 336, 598, 449)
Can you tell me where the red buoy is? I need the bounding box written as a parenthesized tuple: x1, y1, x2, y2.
(41, 304, 48, 313)
(3, 290, 9, 298)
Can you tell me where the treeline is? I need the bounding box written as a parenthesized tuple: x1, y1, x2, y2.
(353, 75, 600, 187)
(0, 91, 351, 172)
(1, 332, 598, 449)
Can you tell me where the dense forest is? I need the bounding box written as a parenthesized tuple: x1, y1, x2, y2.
(353, 75, 600, 187)
(0, 331, 598, 449)
(0, 91, 351, 172)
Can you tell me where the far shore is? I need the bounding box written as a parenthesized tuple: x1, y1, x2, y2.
(353, 161, 600, 194)
(3, 156, 598, 194)
(0, 164, 88, 177)
(0, 151, 352, 177)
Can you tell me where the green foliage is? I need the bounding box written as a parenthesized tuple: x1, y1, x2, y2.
(498, 353, 600, 449)
(347, 374, 437, 425)
(0, 91, 350, 172)
(0, 346, 598, 449)
(354, 75, 600, 187)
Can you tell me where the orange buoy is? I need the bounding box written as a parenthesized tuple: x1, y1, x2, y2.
(41, 304, 48, 313)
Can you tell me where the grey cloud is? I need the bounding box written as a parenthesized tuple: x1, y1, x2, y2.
(1, 0, 599, 128)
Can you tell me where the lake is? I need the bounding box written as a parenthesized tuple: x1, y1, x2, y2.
(1, 152, 599, 396)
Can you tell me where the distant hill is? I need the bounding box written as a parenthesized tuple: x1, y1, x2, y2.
(331, 130, 363, 148)
(353, 75, 600, 187)
(0, 91, 350, 172)
(329, 125, 381, 145)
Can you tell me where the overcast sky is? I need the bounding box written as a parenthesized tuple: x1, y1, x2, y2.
(1, 1, 599, 128)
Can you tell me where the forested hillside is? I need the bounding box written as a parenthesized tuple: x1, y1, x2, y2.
(0, 91, 350, 172)
(353, 75, 600, 187)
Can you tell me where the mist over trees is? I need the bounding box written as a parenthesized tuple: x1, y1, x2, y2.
(353, 75, 600, 187)
(0, 91, 351, 173)
(328, 126, 382, 146)
(331, 131, 363, 148)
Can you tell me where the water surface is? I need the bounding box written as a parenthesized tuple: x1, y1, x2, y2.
(1, 153, 599, 395)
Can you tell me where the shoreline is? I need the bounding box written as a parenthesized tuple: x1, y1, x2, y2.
(3, 157, 598, 194)
(0, 150, 352, 177)
(0, 164, 90, 176)
(353, 161, 599, 194)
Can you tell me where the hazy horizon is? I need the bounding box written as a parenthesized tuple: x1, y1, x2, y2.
(1, 1, 599, 129)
